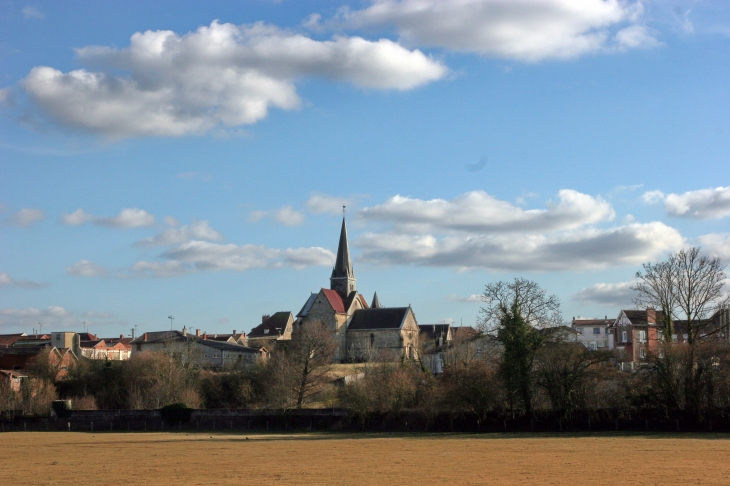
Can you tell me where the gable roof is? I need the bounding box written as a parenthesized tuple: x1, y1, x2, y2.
(348, 307, 409, 330)
(248, 312, 293, 338)
(0, 333, 27, 347)
(573, 319, 612, 326)
(619, 310, 667, 326)
(321, 288, 346, 314)
(130, 330, 182, 344)
(296, 293, 318, 318)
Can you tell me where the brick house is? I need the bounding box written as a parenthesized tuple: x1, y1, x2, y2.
(611, 309, 663, 364)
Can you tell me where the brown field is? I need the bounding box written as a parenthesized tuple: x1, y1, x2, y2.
(3, 432, 730, 485)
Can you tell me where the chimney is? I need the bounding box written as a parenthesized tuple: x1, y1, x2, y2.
(120, 334, 124, 339)
(203, 333, 207, 340)
(143, 333, 148, 341)
(233, 329, 237, 335)
(646, 308, 657, 325)
(262, 314, 271, 324)
(196, 329, 201, 337)
(182, 326, 187, 336)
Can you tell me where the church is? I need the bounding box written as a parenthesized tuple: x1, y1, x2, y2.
(294, 215, 420, 362)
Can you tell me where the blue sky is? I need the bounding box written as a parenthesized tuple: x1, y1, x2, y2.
(1, 0, 729, 337)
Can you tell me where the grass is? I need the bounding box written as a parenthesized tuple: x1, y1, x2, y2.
(3, 432, 730, 484)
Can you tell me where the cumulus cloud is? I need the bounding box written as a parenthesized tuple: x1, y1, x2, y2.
(130, 240, 335, 277)
(357, 222, 684, 271)
(360, 189, 614, 234)
(61, 208, 95, 226)
(0, 272, 49, 289)
(5, 208, 45, 227)
(697, 233, 730, 261)
(134, 220, 223, 247)
(95, 208, 155, 228)
(66, 260, 109, 277)
(573, 280, 636, 307)
(343, 0, 656, 61)
(249, 206, 306, 226)
(643, 186, 730, 220)
(21, 20, 447, 138)
(306, 193, 356, 214)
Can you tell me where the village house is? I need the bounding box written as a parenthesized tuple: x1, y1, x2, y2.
(571, 317, 613, 350)
(0, 369, 27, 392)
(610, 309, 663, 365)
(130, 330, 266, 368)
(247, 312, 294, 348)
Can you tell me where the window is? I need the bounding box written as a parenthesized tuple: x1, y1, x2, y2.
(597, 341, 605, 348)
(639, 330, 646, 343)
(593, 328, 601, 335)
(370, 333, 375, 347)
(622, 331, 628, 343)
(213, 353, 220, 358)
(264, 329, 270, 335)
(577, 328, 583, 334)
(640, 347, 646, 359)
(589, 342, 597, 350)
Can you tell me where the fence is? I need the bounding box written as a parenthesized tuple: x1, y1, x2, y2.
(2, 409, 730, 433)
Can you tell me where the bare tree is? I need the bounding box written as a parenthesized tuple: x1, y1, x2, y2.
(288, 320, 336, 409)
(633, 247, 727, 344)
(478, 278, 562, 333)
(633, 260, 678, 342)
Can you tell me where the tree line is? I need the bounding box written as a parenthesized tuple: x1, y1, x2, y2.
(1, 247, 728, 426)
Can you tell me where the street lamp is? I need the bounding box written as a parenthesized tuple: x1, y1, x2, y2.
(168, 315, 174, 330)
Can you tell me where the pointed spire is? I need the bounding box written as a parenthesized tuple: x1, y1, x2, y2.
(331, 216, 353, 280)
(330, 214, 356, 298)
(371, 292, 382, 309)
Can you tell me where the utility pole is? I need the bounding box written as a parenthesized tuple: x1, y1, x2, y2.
(82, 321, 86, 333)
(168, 315, 174, 331)
(39, 322, 43, 336)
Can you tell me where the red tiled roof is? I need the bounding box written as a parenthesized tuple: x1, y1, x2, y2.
(321, 289, 346, 314)
(358, 294, 369, 309)
(0, 334, 27, 347)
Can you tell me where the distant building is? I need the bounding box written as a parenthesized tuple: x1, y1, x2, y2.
(130, 330, 266, 368)
(610, 309, 663, 364)
(248, 312, 294, 348)
(572, 317, 613, 350)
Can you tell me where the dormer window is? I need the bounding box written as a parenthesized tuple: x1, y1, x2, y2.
(264, 329, 269, 335)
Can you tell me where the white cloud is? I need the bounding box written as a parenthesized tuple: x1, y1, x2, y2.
(62, 207, 156, 228)
(306, 193, 355, 214)
(0, 88, 9, 103)
(343, 0, 656, 61)
(642, 189, 665, 205)
(5, 208, 45, 227)
(356, 222, 684, 271)
(0, 272, 49, 289)
(22, 6, 43, 19)
(697, 233, 730, 261)
(21, 21, 447, 138)
(66, 260, 109, 277)
(660, 187, 730, 220)
(131, 240, 335, 277)
(62, 208, 95, 226)
(164, 216, 180, 227)
(134, 220, 224, 247)
(249, 206, 306, 226)
(95, 208, 155, 228)
(573, 280, 636, 307)
(614, 25, 661, 49)
(360, 189, 614, 233)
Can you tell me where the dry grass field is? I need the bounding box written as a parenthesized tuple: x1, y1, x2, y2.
(3, 432, 730, 485)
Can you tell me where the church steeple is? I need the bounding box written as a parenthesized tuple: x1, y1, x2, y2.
(371, 292, 382, 308)
(330, 211, 356, 298)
